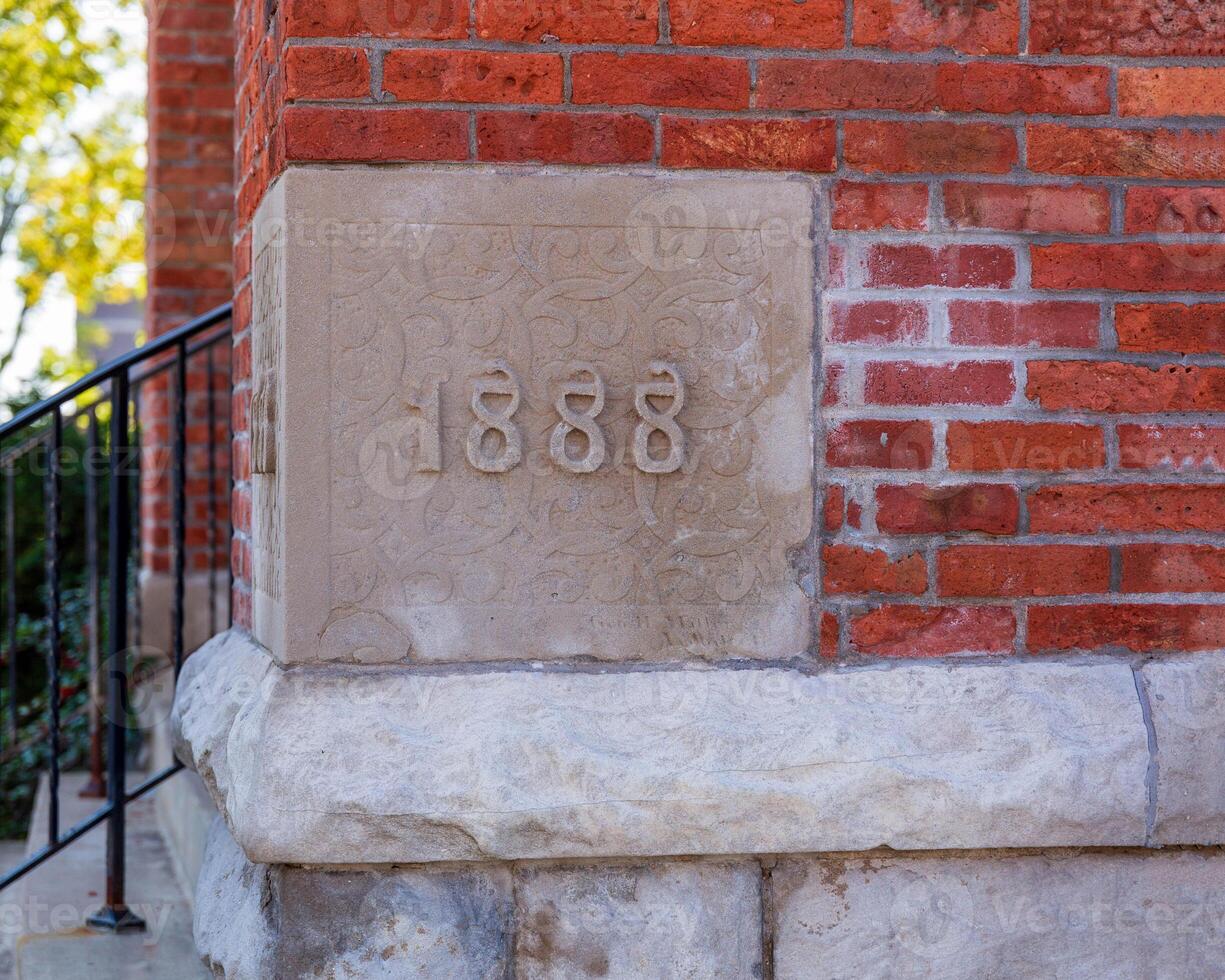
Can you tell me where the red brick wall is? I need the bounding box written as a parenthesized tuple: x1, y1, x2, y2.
(145, 0, 234, 581)
(229, 0, 1225, 656)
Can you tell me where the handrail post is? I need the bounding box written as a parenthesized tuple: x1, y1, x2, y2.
(173, 340, 187, 678)
(87, 373, 145, 933)
(44, 408, 62, 846)
(81, 410, 106, 798)
(4, 465, 15, 746)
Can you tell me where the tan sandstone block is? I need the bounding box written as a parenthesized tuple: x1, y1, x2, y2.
(252, 167, 816, 665)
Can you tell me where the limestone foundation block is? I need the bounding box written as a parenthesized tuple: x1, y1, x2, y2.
(513, 862, 762, 979)
(194, 813, 1225, 980)
(1141, 655, 1225, 846)
(250, 166, 816, 666)
(173, 631, 1152, 865)
(194, 818, 513, 979)
(773, 850, 1225, 979)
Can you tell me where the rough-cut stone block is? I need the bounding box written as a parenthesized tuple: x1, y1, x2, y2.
(514, 862, 761, 979)
(251, 167, 815, 666)
(195, 817, 513, 980)
(171, 628, 273, 814)
(774, 850, 1225, 979)
(194, 818, 277, 979)
(174, 631, 1150, 865)
(1141, 655, 1225, 845)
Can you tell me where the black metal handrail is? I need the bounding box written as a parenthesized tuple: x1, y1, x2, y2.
(0, 302, 233, 934)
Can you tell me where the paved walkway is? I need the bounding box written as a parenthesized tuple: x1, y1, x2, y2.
(1, 773, 206, 979)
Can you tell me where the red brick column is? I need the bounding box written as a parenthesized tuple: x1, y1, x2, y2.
(144, 0, 234, 642)
(229, 0, 1225, 655)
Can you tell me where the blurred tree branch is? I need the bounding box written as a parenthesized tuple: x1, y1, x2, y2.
(0, 0, 144, 377)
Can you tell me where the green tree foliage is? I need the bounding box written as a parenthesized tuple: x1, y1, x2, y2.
(0, 0, 144, 376)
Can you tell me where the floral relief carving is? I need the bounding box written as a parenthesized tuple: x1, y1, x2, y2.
(323, 215, 810, 663)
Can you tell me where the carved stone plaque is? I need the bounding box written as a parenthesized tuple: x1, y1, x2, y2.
(252, 168, 814, 664)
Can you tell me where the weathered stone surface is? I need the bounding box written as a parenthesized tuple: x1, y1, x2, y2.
(251, 166, 815, 666)
(514, 862, 761, 979)
(1141, 654, 1225, 846)
(175, 631, 1150, 865)
(195, 817, 277, 979)
(172, 629, 274, 824)
(194, 817, 513, 979)
(774, 850, 1225, 979)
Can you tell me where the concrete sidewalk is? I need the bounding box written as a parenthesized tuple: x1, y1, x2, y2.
(1, 773, 206, 979)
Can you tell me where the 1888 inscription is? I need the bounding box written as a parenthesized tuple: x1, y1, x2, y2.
(253, 170, 814, 664)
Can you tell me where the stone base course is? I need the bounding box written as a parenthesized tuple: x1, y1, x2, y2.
(773, 849, 1225, 979)
(177, 633, 1225, 976)
(168, 630, 1211, 865)
(195, 816, 1225, 980)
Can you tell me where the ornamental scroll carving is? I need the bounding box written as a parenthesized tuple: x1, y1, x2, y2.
(324, 215, 810, 663)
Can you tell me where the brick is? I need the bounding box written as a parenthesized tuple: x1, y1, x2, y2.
(670, 0, 844, 49)
(866, 245, 1016, 289)
(947, 421, 1105, 472)
(572, 53, 748, 110)
(1029, 125, 1225, 181)
(152, 61, 232, 87)
(1119, 68, 1225, 118)
(1122, 544, 1225, 594)
(284, 0, 468, 38)
(476, 0, 657, 43)
(1028, 605, 1225, 654)
(477, 112, 653, 164)
(934, 63, 1109, 115)
(831, 181, 928, 232)
(1026, 360, 1225, 413)
(823, 362, 845, 406)
(819, 612, 839, 659)
(828, 301, 928, 346)
(1124, 188, 1225, 235)
(661, 117, 836, 172)
(757, 61, 939, 111)
(826, 420, 934, 470)
(383, 50, 564, 104)
(867, 361, 1014, 407)
(824, 545, 927, 596)
(938, 545, 1110, 597)
(826, 245, 846, 289)
(943, 183, 1110, 235)
(850, 605, 1015, 657)
(845, 120, 1017, 175)
(1032, 243, 1225, 293)
(876, 484, 1019, 535)
(1116, 304, 1225, 354)
(1028, 485, 1225, 533)
(1030, 0, 1225, 55)
(948, 301, 1099, 348)
(824, 485, 845, 532)
(853, 0, 1019, 54)
(285, 46, 371, 101)
(847, 498, 863, 529)
(283, 106, 469, 162)
(1119, 425, 1225, 472)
